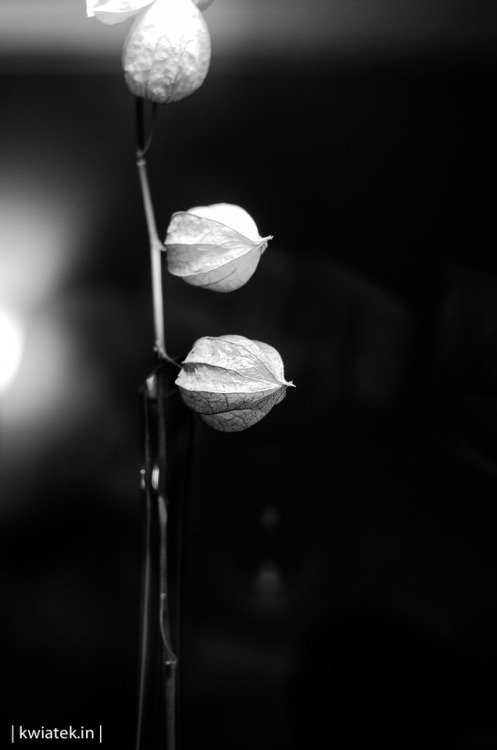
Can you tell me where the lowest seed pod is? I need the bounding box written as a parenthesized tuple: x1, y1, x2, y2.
(175, 334, 294, 432)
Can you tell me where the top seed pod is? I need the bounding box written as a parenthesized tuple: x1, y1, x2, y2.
(122, 0, 212, 104)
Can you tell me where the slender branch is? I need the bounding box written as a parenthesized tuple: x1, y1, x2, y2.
(136, 154, 167, 359)
(159, 498, 178, 750)
(135, 97, 171, 361)
(135, 97, 182, 750)
(136, 97, 158, 157)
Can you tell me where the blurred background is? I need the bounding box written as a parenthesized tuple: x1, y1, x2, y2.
(1, 1, 497, 747)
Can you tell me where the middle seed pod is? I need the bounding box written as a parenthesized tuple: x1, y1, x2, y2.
(165, 203, 272, 292)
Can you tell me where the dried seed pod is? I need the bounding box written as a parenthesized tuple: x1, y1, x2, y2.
(165, 203, 272, 292)
(176, 335, 294, 432)
(86, 0, 155, 25)
(86, 0, 214, 24)
(123, 0, 211, 104)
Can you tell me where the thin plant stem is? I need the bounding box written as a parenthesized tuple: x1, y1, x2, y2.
(136, 155, 167, 359)
(135, 369, 181, 750)
(135, 97, 171, 361)
(135, 376, 165, 750)
(136, 96, 158, 158)
(159, 501, 178, 750)
(135, 97, 181, 750)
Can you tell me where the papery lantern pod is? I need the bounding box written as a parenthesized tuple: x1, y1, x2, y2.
(86, 0, 215, 25)
(165, 203, 272, 292)
(86, 0, 155, 24)
(175, 335, 294, 432)
(123, 0, 211, 104)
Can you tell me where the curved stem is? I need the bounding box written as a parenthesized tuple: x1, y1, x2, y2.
(136, 154, 167, 359)
(135, 367, 182, 750)
(135, 98, 182, 750)
(136, 98, 158, 158)
(135, 97, 173, 361)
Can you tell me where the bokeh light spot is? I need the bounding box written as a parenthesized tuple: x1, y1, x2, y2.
(0, 307, 24, 393)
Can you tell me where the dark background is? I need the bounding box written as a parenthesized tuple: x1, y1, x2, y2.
(1, 1, 497, 747)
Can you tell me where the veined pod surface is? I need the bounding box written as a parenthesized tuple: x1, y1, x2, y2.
(123, 0, 211, 103)
(176, 335, 294, 432)
(165, 203, 272, 292)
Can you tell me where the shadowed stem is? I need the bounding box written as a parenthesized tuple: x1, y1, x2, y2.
(135, 371, 179, 750)
(135, 97, 180, 750)
(157, 368, 178, 750)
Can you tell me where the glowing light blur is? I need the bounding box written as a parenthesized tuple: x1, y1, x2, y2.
(1, 0, 496, 66)
(0, 182, 105, 456)
(0, 193, 81, 310)
(0, 308, 24, 393)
